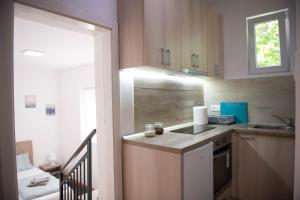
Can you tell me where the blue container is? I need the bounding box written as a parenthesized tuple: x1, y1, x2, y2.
(220, 102, 249, 123)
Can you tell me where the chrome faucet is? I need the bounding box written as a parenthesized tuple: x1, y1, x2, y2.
(272, 114, 295, 128)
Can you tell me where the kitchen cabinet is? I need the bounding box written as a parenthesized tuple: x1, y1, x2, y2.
(236, 133, 294, 200)
(123, 142, 214, 200)
(207, 8, 224, 79)
(180, 0, 208, 74)
(118, 0, 224, 78)
(118, 0, 180, 70)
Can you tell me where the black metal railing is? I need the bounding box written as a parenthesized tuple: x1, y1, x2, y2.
(60, 129, 96, 200)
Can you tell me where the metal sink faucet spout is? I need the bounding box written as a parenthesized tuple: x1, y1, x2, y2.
(272, 114, 295, 128)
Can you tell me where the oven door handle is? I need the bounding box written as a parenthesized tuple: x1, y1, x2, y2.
(213, 149, 230, 159)
(214, 149, 231, 168)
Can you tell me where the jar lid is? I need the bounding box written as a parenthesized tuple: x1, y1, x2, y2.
(154, 122, 164, 127)
(144, 124, 154, 129)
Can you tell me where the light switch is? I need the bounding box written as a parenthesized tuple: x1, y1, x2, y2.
(210, 105, 220, 112)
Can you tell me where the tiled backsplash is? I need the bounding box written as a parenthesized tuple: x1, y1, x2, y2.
(204, 75, 295, 124)
(134, 75, 295, 132)
(134, 77, 204, 132)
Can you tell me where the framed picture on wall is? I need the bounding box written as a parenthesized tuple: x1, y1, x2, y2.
(46, 104, 55, 116)
(25, 95, 36, 108)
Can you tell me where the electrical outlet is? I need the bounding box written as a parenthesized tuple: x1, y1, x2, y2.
(210, 105, 220, 112)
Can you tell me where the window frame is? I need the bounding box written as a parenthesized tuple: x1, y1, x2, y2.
(247, 9, 290, 74)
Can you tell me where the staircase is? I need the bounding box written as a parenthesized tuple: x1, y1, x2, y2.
(60, 129, 96, 200)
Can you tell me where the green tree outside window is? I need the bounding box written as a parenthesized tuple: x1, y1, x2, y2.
(255, 20, 281, 68)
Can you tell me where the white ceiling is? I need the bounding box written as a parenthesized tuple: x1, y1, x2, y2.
(14, 17, 95, 71)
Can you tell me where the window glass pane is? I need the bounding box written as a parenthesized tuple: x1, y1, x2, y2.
(80, 88, 96, 142)
(255, 20, 281, 68)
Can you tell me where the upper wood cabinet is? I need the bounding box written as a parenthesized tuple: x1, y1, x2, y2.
(118, 0, 180, 70)
(118, 0, 224, 78)
(236, 133, 294, 200)
(207, 8, 224, 79)
(180, 0, 208, 74)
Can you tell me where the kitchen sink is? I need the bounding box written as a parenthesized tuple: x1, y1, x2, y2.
(251, 124, 294, 131)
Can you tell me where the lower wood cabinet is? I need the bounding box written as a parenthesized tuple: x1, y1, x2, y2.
(123, 132, 295, 200)
(123, 143, 182, 200)
(236, 133, 295, 200)
(123, 142, 214, 200)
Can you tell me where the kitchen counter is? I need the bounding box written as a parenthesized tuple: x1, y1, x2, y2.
(122, 122, 294, 154)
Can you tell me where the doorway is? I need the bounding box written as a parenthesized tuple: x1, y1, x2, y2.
(13, 3, 113, 199)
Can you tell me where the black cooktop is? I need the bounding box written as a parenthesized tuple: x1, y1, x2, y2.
(171, 125, 215, 135)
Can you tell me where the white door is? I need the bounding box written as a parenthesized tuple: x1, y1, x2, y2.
(183, 142, 214, 200)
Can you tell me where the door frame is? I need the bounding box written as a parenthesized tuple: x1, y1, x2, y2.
(0, 1, 122, 199)
(0, 0, 18, 199)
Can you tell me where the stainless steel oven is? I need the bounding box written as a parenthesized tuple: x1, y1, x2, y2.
(213, 137, 231, 194)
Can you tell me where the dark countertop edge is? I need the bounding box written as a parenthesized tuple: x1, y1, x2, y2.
(122, 127, 294, 154)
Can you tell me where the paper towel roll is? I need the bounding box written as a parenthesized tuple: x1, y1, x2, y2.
(193, 106, 208, 125)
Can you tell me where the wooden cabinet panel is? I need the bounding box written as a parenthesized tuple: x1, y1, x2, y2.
(236, 134, 294, 200)
(118, 0, 144, 68)
(144, 0, 165, 68)
(164, 0, 181, 71)
(195, 0, 208, 73)
(180, 0, 208, 73)
(207, 8, 224, 79)
(123, 144, 182, 200)
(180, 0, 196, 70)
(118, 0, 224, 79)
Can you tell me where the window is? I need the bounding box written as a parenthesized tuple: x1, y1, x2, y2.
(247, 9, 290, 74)
(80, 87, 96, 142)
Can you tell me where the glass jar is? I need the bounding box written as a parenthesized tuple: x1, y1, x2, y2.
(154, 122, 164, 135)
(144, 124, 155, 137)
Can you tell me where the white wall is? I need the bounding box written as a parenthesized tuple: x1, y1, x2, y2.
(58, 65, 98, 186)
(119, 71, 134, 136)
(14, 64, 99, 186)
(16, 0, 117, 29)
(294, 1, 300, 199)
(211, 0, 296, 79)
(14, 66, 60, 166)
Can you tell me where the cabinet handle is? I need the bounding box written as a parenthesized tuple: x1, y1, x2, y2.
(160, 48, 165, 65)
(226, 152, 230, 168)
(165, 49, 171, 65)
(239, 134, 255, 140)
(196, 54, 200, 68)
(214, 64, 219, 77)
(191, 54, 195, 67)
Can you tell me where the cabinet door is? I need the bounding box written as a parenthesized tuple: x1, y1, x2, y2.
(164, 0, 180, 71)
(180, 0, 195, 70)
(180, 0, 207, 73)
(144, 0, 165, 68)
(207, 8, 224, 79)
(236, 133, 294, 200)
(194, 0, 208, 73)
(214, 13, 224, 79)
(183, 142, 214, 200)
